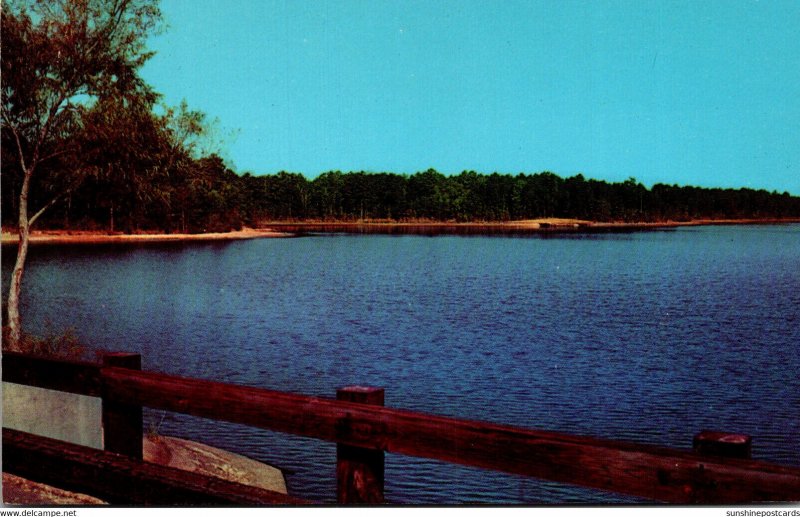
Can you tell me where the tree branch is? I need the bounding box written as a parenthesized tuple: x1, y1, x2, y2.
(28, 187, 72, 228)
(7, 122, 29, 174)
(36, 89, 71, 155)
(83, 0, 129, 58)
(37, 148, 72, 164)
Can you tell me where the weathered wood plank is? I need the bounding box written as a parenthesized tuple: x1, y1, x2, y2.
(2, 352, 102, 396)
(336, 386, 385, 504)
(101, 366, 800, 503)
(101, 353, 143, 460)
(2, 428, 310, 506)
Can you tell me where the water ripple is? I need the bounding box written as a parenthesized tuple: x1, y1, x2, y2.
(4, 225, 799, 503)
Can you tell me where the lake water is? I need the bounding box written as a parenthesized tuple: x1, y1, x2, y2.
(3, 225, 799, 503)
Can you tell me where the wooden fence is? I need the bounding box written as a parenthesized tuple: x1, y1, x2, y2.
(3, 351, 800, 505)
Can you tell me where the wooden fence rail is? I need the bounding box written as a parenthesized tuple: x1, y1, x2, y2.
(3, 351, 800, 504)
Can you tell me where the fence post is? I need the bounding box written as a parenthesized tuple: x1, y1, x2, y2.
(102, 352, 143, 460)
(336, 386, 385, 504)
(693, 430, 752, 459)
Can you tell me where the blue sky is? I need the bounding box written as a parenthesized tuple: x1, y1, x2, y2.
(140, 0, 800, 194)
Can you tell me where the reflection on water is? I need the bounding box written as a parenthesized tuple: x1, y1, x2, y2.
(3, 225, 799, 503)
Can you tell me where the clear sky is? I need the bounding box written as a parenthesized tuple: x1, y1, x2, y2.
(140, 0, 800, 194)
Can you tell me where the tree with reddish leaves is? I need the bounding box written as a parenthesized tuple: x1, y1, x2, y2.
(1, 0, 162, 350)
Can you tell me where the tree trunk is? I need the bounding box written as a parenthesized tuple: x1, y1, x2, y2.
(6, 170, 33, 352)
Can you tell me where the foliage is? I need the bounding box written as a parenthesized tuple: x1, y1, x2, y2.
(246, 170, 796, 224)
(1, 0, 165, 349)
(230, 170, 800, 224)
(1, 0, 162, 190)
(7, 169, 800, 230)
(2, 325, 87, 360)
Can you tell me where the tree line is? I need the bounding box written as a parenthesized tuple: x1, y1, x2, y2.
(235, 169, 800, 223)
(6, 167, 800, 231)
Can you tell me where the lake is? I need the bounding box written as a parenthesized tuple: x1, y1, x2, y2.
(3, 224, 799, 503)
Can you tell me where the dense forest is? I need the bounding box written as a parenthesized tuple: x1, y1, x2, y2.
(4, 165, 800, 232)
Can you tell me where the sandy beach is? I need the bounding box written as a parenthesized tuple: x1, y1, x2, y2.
(0, 227, 292, 245)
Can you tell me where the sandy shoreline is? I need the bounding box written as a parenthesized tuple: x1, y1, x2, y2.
(2, 218, 798, 245)
(1, 227, 293, 245)
(264, 217, 800, 227)
(263, 217, 800, 232)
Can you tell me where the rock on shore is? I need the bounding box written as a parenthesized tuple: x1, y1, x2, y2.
(2, 434, 287, 505)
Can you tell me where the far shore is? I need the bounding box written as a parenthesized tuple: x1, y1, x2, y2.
(261, 217, 800, 232)
(261, 217, 800, 227)
(2, 218, 799, 245)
